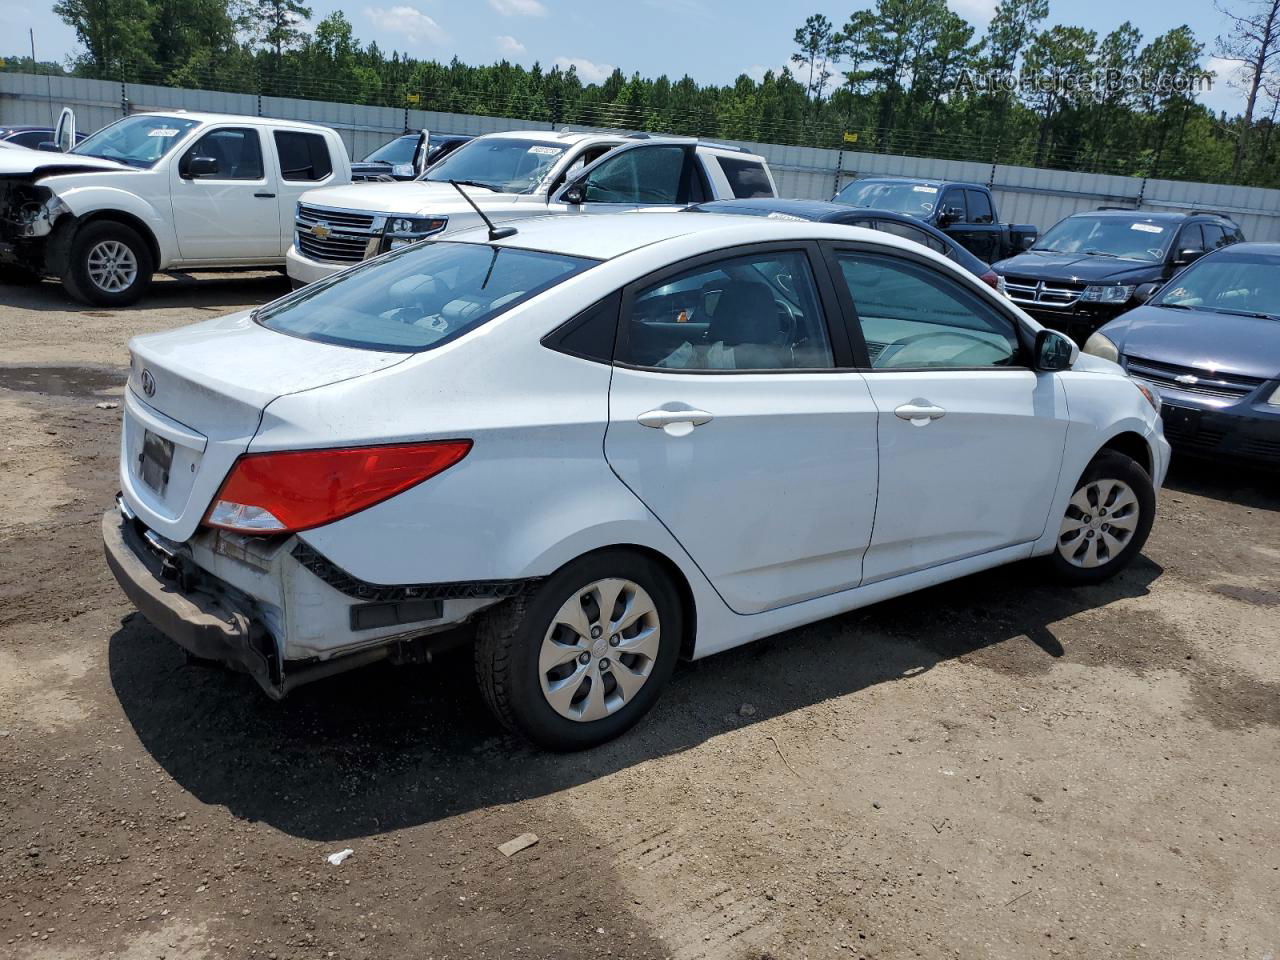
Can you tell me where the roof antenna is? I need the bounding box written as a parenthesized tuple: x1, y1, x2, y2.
(450, 180, 518, 241)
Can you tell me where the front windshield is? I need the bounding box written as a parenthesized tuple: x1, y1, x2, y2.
(71, 115, 199, 169)
(422, 138, 566, 194)
(1154, 251, 1280, 318)
(1032, 216, 1169, 262)
(833, 181, 939, 217)
(256, 241, 595, 352)
(362, 135, 416, 165)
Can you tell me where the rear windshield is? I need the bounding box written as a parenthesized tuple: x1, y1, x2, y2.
(362, 135, 416, 164)
(255, 241, 596, 352)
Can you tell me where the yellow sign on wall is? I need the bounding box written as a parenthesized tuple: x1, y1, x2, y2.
(843, 131, 859, 144)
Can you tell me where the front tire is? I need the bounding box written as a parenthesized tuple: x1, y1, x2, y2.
(63, 221, 154, 307)
(475, 550, 682, 750)
(1048, 450, 1155, 585)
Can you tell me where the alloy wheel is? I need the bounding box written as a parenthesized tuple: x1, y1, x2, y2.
(1057, 478, 1140, 569)
(538, 578, 661, 722)
(86, 240, 138, 293)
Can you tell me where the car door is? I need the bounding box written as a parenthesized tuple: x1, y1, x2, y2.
(604, 242, 880, 615)
(553, 142, 705, 215)
(963, 189, 1000, 262)
(170, 126, 279, 260)
(826, 244, 1069, 583)
(271, 129, 339, 253)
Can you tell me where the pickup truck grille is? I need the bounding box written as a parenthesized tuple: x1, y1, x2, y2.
(1125, 355, 1264, 400)
(1003, 276, 1085, 308)
(295, 205, 381, 264)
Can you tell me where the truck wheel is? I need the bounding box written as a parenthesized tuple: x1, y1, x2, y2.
(1047, 450, 1155, 585)
(63, 221, 154, 307)
(475, 550, 682, 750)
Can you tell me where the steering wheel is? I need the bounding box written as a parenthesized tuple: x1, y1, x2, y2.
(875, 330, 1005, 368)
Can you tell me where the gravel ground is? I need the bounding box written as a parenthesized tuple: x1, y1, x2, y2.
(1, 274, 1278, 960)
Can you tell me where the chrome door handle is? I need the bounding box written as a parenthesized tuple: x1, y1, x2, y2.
(637, 408, 714, 429)
(894, 400, 946, 426)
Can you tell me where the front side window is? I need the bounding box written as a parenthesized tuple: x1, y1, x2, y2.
(620, 250, 833, 370)
(1176, 223, 1206, 254)
(183, 128, 264, 180)
(1032, 215, 1170, 262)
(274, 131, 333, 182)
(1200, 223, 1227, 250)
(584, 146, 687, 204)
(836, 252, 1020, 368)
(939, 189, 967, 222)
(718, 156, 773, 198)
(423, 138, 566, 194)
(256, 241, 595, 352)
(1155, 250, 1280, 319)
(71, 114, 199, 168)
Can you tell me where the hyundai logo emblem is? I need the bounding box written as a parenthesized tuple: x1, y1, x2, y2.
(140, 369, 156, 397)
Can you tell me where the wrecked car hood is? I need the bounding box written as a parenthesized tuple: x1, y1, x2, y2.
(0, 151, 133, 179)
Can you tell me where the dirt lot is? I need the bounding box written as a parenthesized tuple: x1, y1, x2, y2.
(1, 273, 1278, 960)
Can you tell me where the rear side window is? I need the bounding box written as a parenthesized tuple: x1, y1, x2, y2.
(718, 156, 773, 198)
(620, 250, 833, 370)
(256, 241, 595, 352)
(872, 219, 946, 253)
(274, 131, 333, 181)
(965, 189, 994, 224)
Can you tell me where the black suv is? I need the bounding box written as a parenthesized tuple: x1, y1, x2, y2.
(992, 209, 1244, 342)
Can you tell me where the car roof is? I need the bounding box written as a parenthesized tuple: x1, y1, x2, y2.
(1207, 241, 1280, 255)
(1070, 209, 1231, 223)
(474, 210, 920, 262)
(852, 177, 984, 190)
(121, 110, 336, 132)
(694, 197, 940, 225)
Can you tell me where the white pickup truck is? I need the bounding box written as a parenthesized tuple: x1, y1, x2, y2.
(286, 130, 777, 285)
(0, 111, 350, 305)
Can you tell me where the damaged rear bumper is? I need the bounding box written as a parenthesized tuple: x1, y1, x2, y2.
(102, 506, 285, 693)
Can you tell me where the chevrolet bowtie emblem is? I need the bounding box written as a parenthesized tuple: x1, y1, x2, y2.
(310, 221, 332, 240)
(1175, 373, 1198, 385)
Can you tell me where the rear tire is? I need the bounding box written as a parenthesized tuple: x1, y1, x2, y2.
(1047, 450, 1155, 585)
(63, 220, 154, 307)
(475, 550, 682, 750)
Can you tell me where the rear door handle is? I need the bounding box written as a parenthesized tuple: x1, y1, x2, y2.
(254, 192, 276, 198)
(894, 400, 946, 426)
(637, 408, 714, 434)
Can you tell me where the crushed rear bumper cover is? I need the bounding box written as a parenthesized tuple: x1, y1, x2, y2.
(101, 507, 279, 693)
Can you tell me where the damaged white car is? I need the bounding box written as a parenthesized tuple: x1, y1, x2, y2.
(104, 212, 1169, 749)
(0, 111, 349, 304)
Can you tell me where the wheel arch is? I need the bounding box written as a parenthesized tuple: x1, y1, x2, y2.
(74, 210, 162, 269)
(1096, 429, 1153, 477)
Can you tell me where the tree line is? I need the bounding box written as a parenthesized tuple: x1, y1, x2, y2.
(5, 0, 1279, 188)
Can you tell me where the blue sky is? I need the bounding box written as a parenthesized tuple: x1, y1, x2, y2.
(1, 0, 1251, 116)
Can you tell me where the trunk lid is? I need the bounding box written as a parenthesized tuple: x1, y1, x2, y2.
(120, 309, 409, 541)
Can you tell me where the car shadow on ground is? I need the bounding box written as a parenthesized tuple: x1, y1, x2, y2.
(109, 555, 1162, 842)
(1163, 454, 1280, 513)
(0, 271, 289, 312)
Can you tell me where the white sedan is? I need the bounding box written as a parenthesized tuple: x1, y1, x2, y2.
(103, 212, 1170, 749)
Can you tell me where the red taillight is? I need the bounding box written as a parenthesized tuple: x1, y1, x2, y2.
(203, 440, 472, 534)
(980, 270, 1000, 289)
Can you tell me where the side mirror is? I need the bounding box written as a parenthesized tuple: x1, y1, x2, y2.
(185, 155, 220, 178)
(560, 180, 586, 205)
(1020, 234, 1036, 251)
(937, 205, 962, 227)
(37, 141, 60, 152)
(1174, 247, 1204, 266)
(1133, 281, 1161, 304)
(1034, 328, 1077, 372)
